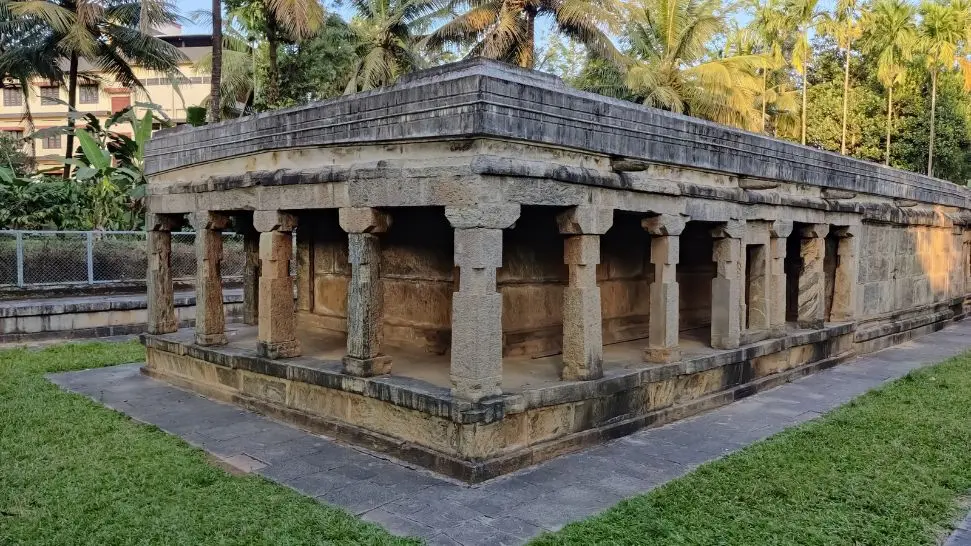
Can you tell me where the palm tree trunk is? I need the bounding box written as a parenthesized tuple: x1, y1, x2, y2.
(525, 7, 536, 69)
(265, 10, 281, 107)
(927, 69, 938, 177)
(801, 71, 807, 145)
(62, 52, 79, 180)
(840, 41, 851, 155)
(208, 0, 222, 123)
(885, 85, 893, 165)
(761, 70, 767, 133)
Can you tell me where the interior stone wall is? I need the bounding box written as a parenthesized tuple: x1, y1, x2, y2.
(678, 222, 716, 331)
(858, 222, 956, 318)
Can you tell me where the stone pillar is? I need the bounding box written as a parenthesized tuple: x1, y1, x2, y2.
(830, 225, 860, 322)
(254, 211, 300, 359)
(768, 220, 793, 335)
(146, 213, 183, 335)
(710, 221, 744, 350)
(445, 205, 520, 402)
(556, 206, 613, 380)
(190, 211, 231, 346)
(339, 207, 392, 377)
(643, 214, 687, 363)
(797, 224, 828, 329)
(241, 217, 260, 326)
(746, 244, 770, 331)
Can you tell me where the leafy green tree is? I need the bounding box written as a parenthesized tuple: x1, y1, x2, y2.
(821, 0, 861, 153)
(427, 0, 623, 69)
(271, 14, 359, 103)
(862, 0, 916, 164)
(0, 0, 187, 177)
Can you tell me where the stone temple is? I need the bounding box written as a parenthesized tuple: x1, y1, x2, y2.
(141, 60, 971, 482)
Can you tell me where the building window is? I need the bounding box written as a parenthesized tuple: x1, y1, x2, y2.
(40, 86, 59, 105)
(2, 87, 22, 107)
(79, 84, 98, 104)
(43, 133, 61, 150)
(3, 130, 24, 141)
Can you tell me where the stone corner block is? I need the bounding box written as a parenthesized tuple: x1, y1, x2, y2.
(769, 219, 794, 238)
(339, 207, 392, 234)
(710, 219, 745, 239)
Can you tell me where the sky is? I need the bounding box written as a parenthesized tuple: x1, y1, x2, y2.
(175, 0, 350, 34)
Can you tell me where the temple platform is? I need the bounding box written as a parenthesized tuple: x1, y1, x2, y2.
(143, 321, 855, 482)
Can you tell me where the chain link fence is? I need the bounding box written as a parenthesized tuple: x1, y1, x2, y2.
(0, 231, 247, 288)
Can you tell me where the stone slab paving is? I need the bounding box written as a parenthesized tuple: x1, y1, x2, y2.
(49, 320, 971, 546)
(947, 512, 971, 546)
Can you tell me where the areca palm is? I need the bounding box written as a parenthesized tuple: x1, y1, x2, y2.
(821, 0, 861, 154)
(749, 0, 789, 133)
(247, 0, 324, 106)
(195, 15, 256, 117)
(426, 0, 623, 69)
(0, 0, 186, 176)
(624, 0, 763, 131)
(343, 0, 441, 93)
(863, 0, 916, 165)
(786, 0, 826, 145)
(918, 0, 966, 177)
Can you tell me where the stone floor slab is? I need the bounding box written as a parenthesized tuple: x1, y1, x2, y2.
(49, 320, 971, 545)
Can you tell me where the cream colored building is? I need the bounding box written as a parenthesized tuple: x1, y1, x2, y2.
(0, 33, 212, 173)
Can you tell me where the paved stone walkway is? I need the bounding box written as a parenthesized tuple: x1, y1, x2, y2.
(50, 321, 971, 545)
(948, 512, 971, 546)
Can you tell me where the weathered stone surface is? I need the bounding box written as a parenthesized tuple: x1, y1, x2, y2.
(342, 232, 390, 376)
(242, 219, 260, 326)
(645, 233, 681, 362)
(147, 229, 176, 335)
(190, 212, 231, 346)
(797, 225, 827, 328)
(560, 235, 603, 380)
(257, 228, 300, 359)
(711, 235, 741, 349)
(556, 206, 613, 235)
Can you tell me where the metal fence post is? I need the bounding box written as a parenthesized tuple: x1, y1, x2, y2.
(86, 232, 94, 284)
(15, 231, 24, 287)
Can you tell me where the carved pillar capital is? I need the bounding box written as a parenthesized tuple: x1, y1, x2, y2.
(769, 220, 794, 239)
(188, 211, 231, 231)
(339, 207, 392, 234)
(556, 206, 614, 235)
(445, 204, 520, 229)
(799, 223, 829, 239)
(642, 214, 688, 236)
(146, 212, 184, 232)
(253, 210, 298, 233)
(710, 219, 745, 239)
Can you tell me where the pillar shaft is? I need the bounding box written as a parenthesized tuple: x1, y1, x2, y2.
(192, 212, 229, 346)
(242, 226, 260, 326)
(254, 211, 300, 359)
(711, 236, 742, 349)
(768, 221, 792, 334)
(646, 234, 680, 362)
(147, 229, 176, 334)
(561, 234, 603, 380)
(830, 226, 859, 322)
(446, 204, 520, 402)
(746, 244, 769, 331)
(797, 225, 827, 328)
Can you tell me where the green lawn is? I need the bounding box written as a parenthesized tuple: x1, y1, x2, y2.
(0, 341, 416, 545)
(533, 354, 971, 545)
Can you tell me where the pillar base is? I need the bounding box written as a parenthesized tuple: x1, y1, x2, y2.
(797, 319, 825, 330)
(257, 339, 301, 359)
(561, 361, 603, 381)
(195, 333, 228, 346)
(644, 346, 681, 363)
(149, 321, 178, 335)
(342, 355, 392, 377)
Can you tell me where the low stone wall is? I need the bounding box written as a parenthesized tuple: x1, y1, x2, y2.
(0, 292, 243, 344)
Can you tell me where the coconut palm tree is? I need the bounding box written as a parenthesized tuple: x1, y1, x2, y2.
(343, 0, 442, 93)
(863, 0, 916, 165)
(195, 15, 257, 117)
(0, 0, 186, 176)
(426, 0, 623, 69)
(623, 0, 764, 131)
(210, 0, 222, 122)
(918, 0, 966, 177)
(786, 0, 826, 145)
(251, 0, 325, 106)
(822, 0, 861, 154)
